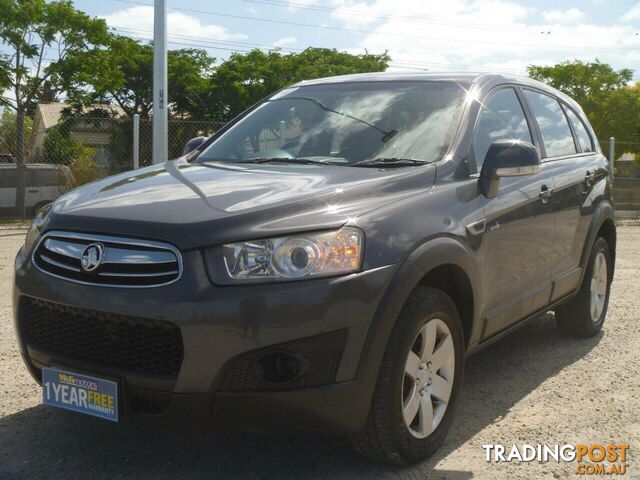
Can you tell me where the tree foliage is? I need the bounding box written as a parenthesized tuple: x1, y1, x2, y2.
(0, 108, 32, 156)
(63, 36, 215, 119)
(206, 48, 390, 121)
(0, 0, 109, 215)
(66, 44, 390, 122)
(68, 145, 99, 187)
(0, 0, 110, 113)
(41, 116, 80, 165)
(528, 60, 640, 145)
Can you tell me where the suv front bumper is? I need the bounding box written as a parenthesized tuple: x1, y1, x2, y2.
(13, 246, 396, 433)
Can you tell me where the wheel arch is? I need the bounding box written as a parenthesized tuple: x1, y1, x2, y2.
(416, 263, 474, 350)
(354, 236, 481, 413)
(581, 201, 616, 283)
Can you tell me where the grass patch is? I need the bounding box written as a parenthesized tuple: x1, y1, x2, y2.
(0, 216, 31, 227)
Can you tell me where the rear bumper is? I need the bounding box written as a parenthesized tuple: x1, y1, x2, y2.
(14, 246, 397, 433)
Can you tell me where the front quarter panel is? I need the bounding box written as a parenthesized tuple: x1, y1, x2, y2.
(355, 167, 486, 379)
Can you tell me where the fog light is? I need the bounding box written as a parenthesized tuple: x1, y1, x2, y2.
(254, 351, 305, 384)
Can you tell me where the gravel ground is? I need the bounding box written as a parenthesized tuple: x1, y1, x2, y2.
(0, 226, 638, 480)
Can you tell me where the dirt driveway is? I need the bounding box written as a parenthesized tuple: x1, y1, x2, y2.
(1, 226, 638, 479)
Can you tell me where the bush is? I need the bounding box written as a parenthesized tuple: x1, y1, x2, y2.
(68, 146, 99, 186)
(42, 119, 80, 165)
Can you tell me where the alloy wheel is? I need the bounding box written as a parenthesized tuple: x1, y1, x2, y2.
(401, 318, 455, 439)
(590, 251, 608, 323)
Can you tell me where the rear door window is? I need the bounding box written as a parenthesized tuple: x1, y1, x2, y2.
(564, 108, 594, 153)
(523, 90, 577, 158)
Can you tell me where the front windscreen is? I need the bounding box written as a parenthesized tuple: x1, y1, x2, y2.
(196, 81, 467, 166)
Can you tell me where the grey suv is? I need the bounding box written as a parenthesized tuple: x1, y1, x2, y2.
(13, 72, 615, 465)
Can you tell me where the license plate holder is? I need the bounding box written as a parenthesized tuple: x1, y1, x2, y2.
(42, 367, 119, 422)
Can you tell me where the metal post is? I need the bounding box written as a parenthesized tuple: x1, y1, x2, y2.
(152, 0, 168, 164)
(132, 114, 140, 169)
(609, 137, 615, 182)
(609, 137, 615, 163)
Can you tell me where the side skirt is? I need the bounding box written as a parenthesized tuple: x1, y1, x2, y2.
(464, 291, 577, 358)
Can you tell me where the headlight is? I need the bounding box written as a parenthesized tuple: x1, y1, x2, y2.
(222, 227, 363, 281)
(24, 203, 51, 253)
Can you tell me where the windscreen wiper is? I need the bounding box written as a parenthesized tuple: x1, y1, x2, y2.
(269, 96, 398, 143)
(236, 157, 334, 166)
(351, 157, 430, 168)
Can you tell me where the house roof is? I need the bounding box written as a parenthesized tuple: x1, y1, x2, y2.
(35, 102, 127, 130)
(37, 102, 68, 130)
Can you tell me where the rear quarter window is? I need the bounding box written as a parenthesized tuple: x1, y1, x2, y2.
(564, 107, 594, 153)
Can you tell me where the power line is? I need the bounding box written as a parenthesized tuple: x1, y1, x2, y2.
(109, 0, 640, 52)
(244, 0, 638, 40)
(113, 26, 526, 74)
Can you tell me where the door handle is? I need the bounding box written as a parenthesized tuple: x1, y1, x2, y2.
(539, 185, 553, 204)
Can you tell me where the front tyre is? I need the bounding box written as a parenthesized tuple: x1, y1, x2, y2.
(350, 287, 464, 465)
(555, 236, 612, 337)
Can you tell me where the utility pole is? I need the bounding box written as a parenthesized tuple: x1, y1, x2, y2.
(152, 0, 168, 164)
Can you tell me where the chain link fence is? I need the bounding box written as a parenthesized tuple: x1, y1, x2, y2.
(26, 116, 225, 174)
(0, 114, 224, 216)
(2, 113, 640, 216)
(607, 139, 640, 212)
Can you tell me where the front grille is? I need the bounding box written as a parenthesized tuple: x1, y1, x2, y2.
(33, 231, 182, 288)
(22, 297, 184, 377)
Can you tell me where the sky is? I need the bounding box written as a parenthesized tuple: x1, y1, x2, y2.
(63, 0, 640, 80)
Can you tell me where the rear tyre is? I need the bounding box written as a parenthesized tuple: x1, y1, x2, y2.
(350, 287, 464, 465)
(555, 237, 612, 337)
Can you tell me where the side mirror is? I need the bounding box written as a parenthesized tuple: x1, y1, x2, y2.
(182, 136, 207, 156)
(478, 139, 541, 199)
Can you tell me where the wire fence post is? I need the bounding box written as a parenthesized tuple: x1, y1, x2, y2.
(133, 114, 140, 170)
(609, 137, 615, 182)
(608, 137, 615, 162)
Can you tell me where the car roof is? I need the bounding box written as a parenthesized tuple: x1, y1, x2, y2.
(290, 71, 583, 113)
(292, 71, 484, 85)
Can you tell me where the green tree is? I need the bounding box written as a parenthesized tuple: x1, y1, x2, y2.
(205, 47, 391, 121)
(0, 108, 32, 157)
(68, 145, 98, 187)
(0, 0, 109, 216)
(63, 36, 215, 118)
(41, 118, 80, 165)
(599, 83, 640, 145)
(528, 60, 639, 144)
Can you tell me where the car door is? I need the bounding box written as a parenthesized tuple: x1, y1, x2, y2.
(550, 105, 607, 300)
(472, 86, 555, 339)
(521, 90, 603, 302)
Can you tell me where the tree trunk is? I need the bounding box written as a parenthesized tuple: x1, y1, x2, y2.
(14, 106, 27, 218)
